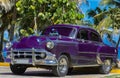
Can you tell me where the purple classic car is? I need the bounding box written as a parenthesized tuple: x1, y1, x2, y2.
(5, 24, 117, 77)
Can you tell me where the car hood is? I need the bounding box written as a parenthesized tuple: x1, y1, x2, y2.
(12, 35, 72, 49)
(12, 36, 57, 49)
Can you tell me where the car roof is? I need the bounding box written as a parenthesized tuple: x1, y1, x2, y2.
(49, 24, 97, 33)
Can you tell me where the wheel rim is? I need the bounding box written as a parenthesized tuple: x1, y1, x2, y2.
(103, 65, 111, 72)
(58, 58, 68, 73)
(103, 60, 111, 72)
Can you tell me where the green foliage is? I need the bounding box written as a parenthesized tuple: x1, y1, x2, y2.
(16, 0, 84, 35)
(103, 74, 120, 78)
(20, 28, 34, 37)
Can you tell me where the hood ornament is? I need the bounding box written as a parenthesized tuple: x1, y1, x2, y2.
(37, 38, 41, 45)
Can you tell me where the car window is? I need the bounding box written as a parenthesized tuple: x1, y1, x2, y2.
(77, 29, 88, 40)
(89, 32, 100, 42)
(42, 27, 73, 37)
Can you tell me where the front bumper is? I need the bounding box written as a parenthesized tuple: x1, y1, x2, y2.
(6, 48, 58, 66)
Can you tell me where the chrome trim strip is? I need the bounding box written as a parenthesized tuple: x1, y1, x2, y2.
(12, 49, 47, 53)
(100, 53, 117, 56)
(100, 55, 117, 58)
(32, 48, 35, 66)
(73, 64, 100, 68)
(78, 52, 97, 54)
(78, 52, 117, 56)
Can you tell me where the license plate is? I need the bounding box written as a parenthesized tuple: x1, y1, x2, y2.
(15, 59, 29, 64)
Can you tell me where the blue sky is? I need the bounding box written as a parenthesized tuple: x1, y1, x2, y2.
(80, 0, 101, 14)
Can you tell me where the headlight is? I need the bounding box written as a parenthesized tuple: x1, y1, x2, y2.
(46, 41, 54, 49)
(6, 42, 13, 49)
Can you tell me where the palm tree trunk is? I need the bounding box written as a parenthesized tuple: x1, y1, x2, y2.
(0, 0, 17, 61)
(0, 30, 4, 62)
(10, 5, 16, 41)
(9, 25, 15, 41)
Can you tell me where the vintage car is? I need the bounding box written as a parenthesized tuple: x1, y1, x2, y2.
(5, 24, 117, 77)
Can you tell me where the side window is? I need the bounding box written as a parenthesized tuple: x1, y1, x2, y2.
(90, 32, 100, 42)
(77, 29, 88, 40)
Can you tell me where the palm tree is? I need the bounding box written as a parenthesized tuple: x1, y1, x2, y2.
(0, 0, 15, 61)
(96, 0, 120, 29)
(94, 0, 120, 49)
(87, 7, 106, 26)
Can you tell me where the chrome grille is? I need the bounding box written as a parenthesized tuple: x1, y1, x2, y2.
(13, 51, 45, 60)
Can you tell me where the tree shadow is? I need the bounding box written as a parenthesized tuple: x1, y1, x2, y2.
(69, 67, 100, 75)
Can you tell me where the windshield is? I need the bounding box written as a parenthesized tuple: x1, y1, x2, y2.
(42, 27, 73, 37)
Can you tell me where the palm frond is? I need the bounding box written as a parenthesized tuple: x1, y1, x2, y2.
(97, 16, 113, 32)
(100, 0, 114, 5)
(94, 11, 108, 18)
(100, 0, 120, 7)
(87, 10, 96, 18)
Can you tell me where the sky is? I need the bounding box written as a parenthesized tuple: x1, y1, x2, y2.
(80, 0, 101, 14)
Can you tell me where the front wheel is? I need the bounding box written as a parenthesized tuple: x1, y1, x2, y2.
(99, 59, 112, 74)
(52, 55, 69, 77)
(10, 64, 27, 75)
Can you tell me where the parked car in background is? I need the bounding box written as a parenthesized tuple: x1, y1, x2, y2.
(5, 24, 117, 77)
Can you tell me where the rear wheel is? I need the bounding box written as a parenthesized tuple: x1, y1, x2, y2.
(99, 59, 112, 74)
(52, 55, 69, 77)
(10, 64, 27, 75)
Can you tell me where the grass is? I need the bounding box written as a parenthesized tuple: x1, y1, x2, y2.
(103, 74, 120, 78)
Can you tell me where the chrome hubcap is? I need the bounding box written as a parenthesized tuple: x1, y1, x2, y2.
(104, 60, 111, 72)
(58, 58, 68, 73)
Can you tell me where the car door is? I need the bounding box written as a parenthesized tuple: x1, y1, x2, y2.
(88, 31, 102, 64)
(77, 29, 100, 65)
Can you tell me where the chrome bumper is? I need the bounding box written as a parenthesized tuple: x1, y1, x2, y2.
(7, 48, 58, 66)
